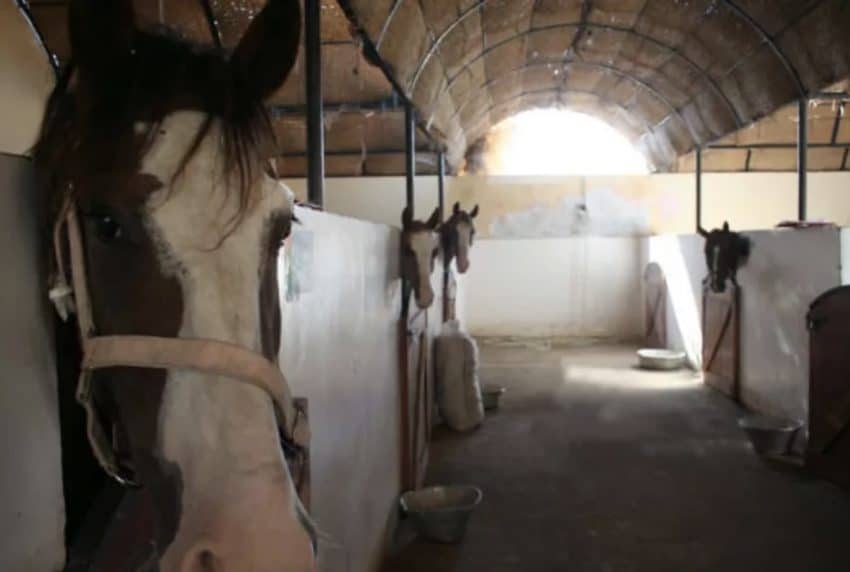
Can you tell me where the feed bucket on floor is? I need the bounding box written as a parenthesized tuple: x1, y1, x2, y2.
(481, 385, 507, 410)
(637, 348, 686, 370)
(738, 414, 802, 457)
(400, 485, 482, 543)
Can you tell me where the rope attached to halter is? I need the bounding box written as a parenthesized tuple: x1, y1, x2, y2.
(49, 192, 308, 487)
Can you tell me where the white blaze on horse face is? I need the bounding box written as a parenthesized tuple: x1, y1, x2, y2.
(455, 221, 473, 274)
(139, 112, 314, 572)
(410, 229, 439, 308)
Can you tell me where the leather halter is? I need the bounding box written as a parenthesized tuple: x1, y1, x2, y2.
(49, 193, 308, 487)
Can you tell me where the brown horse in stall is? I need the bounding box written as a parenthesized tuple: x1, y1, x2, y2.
(441, 202, 479, 274)
(35, 0, 315, 569)
(401, 206, 442, 309)
(700, 221, 753, 293)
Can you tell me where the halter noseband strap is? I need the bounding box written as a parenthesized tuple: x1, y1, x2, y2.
(50, 194, 307, 487)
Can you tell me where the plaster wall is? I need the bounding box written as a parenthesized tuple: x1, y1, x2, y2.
(0, 155, 66, 571)
(283, 177, 440, 228)
(644, 234, 706, 369)
(647, 228, 842, 423)
(283, 172, 850, 238)
(450, 173, 850, 238)
(0, 3, 54, 156)
(278, 208, 403, 572)
(462, 237, 644, 338)
(736, 228, 840, 421)
(841, 228, 850, 285)
(0, 10, 64, 569)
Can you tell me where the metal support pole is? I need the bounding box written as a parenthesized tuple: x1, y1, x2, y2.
(405, 102, 416, 217)
(438, 151, 449, 321)
(437, 152, 446, 222)
(696, 147, 703, 233)
(798, 98, 808, 221)
(401, 101, 416, 318)
(305, 0, 325, 207)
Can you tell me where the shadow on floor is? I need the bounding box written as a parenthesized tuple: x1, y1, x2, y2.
(382, 341, 850, 572)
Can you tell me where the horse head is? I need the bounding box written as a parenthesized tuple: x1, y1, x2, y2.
(441, 202, 479, 274)
(704, 221, 752, 293)
(401, 206, 441, 309)
(35, 0, 315, 569)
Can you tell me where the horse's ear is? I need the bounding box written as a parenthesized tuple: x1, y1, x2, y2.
(723, 221, 730, 231)
(231, 0, 302, 102)
(453, 202, 460, 214)
(402, 206, 413, 229)
(426, 207, 441, 229)
(69, 0, 136, 79)
(470, 204, 479, 218)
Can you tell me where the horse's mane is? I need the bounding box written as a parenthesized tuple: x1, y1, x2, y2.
(33, 25, 276, 228)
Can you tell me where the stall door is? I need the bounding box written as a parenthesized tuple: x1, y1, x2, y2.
(702, 285, 740, 399)
(807, 286, 850, 488)
(398, 306, 434, 491)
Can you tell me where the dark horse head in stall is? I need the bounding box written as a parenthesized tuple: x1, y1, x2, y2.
(401, 206, 441, 309)
(701, 222, 752, 293)
(441, 202, 479, 273)
(34, 0, 316, 569)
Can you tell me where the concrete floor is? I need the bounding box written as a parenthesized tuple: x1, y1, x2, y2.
(384, 340, 850, 572)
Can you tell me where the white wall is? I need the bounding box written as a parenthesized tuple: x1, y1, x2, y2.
(279, 209, 403, 572)
(0, 9, 65, 569)
(737, 228, 840, 421)
(0, 3, 55, 155)
(644, 234, 706, 369)
(0, 155, 66, 571)
(462, 237, 644, 338)
(841, 228, 850, 285)
(284, 177, 440, 228)
(647, 228, 843, 423)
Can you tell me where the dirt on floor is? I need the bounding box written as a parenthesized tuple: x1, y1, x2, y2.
(383, 340, 850, 572)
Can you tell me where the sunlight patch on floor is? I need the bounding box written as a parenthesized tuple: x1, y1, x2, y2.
(562, 361, 703, 392)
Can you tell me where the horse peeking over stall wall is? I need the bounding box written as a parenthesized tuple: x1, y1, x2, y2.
(34, 0, 316, 569)
(401, 206, 442, 310)
(700, 222, 753, 293)
(441, 202, 479, 274)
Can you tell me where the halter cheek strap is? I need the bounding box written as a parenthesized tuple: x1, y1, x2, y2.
(50, 195, 307, 486)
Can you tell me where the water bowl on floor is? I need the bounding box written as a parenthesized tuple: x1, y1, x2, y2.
(738, 414, 802, 457)
(481, 385, 507, 411)
(637, 348, 686, 371)
(400, 485, 483, 543)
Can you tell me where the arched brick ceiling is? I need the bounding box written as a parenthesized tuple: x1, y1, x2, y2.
(339, 0, 850, 170)
(22, 1, 850, 175)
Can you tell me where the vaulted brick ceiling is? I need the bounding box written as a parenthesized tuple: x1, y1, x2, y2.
(23, 1, 850, 175)
(339, 0, 850, 170)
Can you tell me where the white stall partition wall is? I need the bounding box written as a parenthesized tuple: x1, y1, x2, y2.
(647, 228, 843, 423)
(644, 234, 706, 369)
(0, 6, 65, 569)
(0, 155, 66, 571)
(279, 208, 404, 572)
(461, 237, 644, 339)
(841, 228, 850, 285)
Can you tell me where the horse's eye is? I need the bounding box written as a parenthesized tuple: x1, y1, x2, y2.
(92, 214, 123, 242)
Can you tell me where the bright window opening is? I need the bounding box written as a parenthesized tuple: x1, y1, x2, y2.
(479, 108, 650, 176)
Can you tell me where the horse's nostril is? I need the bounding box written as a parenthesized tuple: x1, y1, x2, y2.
(185, 548, 220, 572)
(199, 550, 216, 571)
